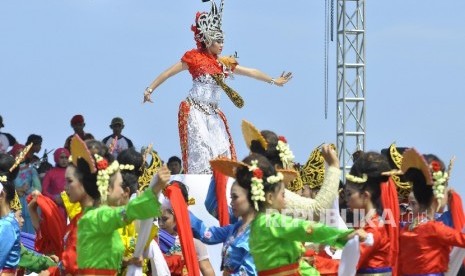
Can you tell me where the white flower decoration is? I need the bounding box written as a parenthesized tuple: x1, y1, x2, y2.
(432, 171, 448, 200)
(266, 172, 284, 184)
(276, 140, 295, 169)
(119, 164, 135, 171)
(0, 175, 7, 182)
(94, 154, 120, 204)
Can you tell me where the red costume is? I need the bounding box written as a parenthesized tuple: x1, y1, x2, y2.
(399, 218, 465, 275)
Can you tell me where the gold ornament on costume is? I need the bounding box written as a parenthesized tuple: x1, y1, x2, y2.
(211, 74, 244, 108)
(188, 197, 196, 206)
(138, 147, 162, 192)
(10, 191, 22, 211)
(241, 120, 268, 151)
(9, 143, 33, 173)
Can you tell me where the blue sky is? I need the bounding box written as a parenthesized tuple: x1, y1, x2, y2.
(1, 0, 465, 195)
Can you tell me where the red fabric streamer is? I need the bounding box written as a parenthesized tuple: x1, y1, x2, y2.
(27, 194, 66, 256)
(380, 178, 400, 276)
(449, 191, 465, 265)
(164, 183, 200, 276)
(213, 169, 230, 226)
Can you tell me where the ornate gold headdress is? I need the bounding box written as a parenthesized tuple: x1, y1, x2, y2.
(138, 146, 163, 192)
(10, 191, 21, 211)
(9, 143, 33, 173)
(300, 144, 336, 189)
(386, 143, 412, 200)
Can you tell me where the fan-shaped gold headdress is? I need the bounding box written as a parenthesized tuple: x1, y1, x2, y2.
(401, 148, 433, 185)
(138, 146, 163, 192)
(70, 135, 96, 173)
(241, 120, 268, 151)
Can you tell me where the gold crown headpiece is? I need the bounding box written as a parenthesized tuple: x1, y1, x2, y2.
(298, 144, 336, 190)
(386, 143, 412, 200)
(10, 191, 22, 211)
(138, 145, 162, 192)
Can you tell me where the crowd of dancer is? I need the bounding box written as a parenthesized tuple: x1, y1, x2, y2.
(2, 0, 465, 275)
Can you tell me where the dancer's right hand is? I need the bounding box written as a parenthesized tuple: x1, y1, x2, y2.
(152, 165, 171, 195)
(321, 144, 339, 168)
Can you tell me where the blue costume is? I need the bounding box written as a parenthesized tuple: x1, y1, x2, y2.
(187, 177, 255, 275)
(0, 212, 21, 272)
(190, 212, 255, 275)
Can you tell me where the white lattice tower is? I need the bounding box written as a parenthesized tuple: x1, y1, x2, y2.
(336, 0, 366, 179)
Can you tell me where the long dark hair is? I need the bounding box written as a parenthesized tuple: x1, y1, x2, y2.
(250, 130, 283, 168)
(0, 153, 19, 203)
(117, 148, 144, 196)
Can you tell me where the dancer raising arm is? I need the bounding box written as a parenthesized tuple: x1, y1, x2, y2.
(143, 0, 292, 174)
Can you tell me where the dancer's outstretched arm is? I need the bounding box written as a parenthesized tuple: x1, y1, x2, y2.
(143, 61, 188, 103)
(234, 65, 292, 87)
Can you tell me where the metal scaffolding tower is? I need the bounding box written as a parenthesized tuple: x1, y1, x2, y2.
(336, 0, 366, 179)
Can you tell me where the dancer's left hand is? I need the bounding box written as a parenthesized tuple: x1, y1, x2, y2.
(274, 71, 293, 86)
(143, 91, 153, 104)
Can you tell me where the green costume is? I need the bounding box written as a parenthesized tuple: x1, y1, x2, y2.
(250, 212, 352, 275)
(77, 189, 161, 271)
(18, 245, 56, 273)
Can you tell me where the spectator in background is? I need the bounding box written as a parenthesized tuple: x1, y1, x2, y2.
(11, 144, 41, 234)
(167, 156, 183, 175)
(0, 115, 18, 154)
(102, 117, 134, 159)
(25, 134, 42, 164)
(64, 114, 94, 150)
(41, 148, 70, 221)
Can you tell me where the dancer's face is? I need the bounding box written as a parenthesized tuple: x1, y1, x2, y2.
(208, 40, 223, 55)
(66, 166, 87, 204)
(345, 183, 365, 210)
(267, 182, 286, 212)
(230, 182, 252, 217)
(408, 191, 420, 216)
(14, 210, 24, 229)
(158, 208, 176, 235)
